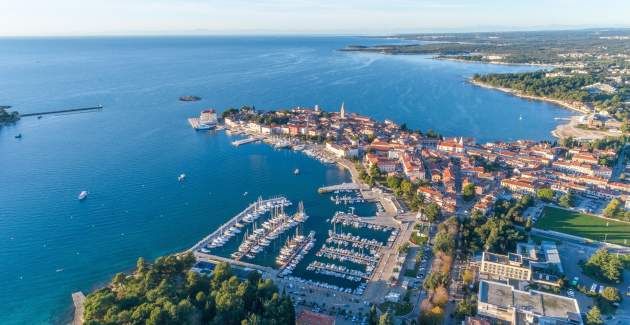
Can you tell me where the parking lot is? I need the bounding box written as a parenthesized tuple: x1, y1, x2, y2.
(556, 241, 630, 324)
(574, 195, 607, 215)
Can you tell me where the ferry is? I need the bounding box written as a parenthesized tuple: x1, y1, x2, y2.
(78, 191, 88, 200)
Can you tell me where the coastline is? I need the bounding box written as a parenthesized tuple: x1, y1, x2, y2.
(434, 56, 562, 68)
(468, 79, 624, 140)
(468, 78, 590, 115)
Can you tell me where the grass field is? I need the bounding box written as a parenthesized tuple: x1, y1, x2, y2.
(536, 207, 630, 247)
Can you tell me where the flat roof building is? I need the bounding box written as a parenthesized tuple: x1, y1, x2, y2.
(481, 251, 532, 282)
(477, 280, 582, 325)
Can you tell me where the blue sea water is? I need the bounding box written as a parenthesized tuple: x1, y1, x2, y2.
(0, 36, 574, 324)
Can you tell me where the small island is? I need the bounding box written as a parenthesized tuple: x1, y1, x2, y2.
(179, 96, 202, 102)
(0, 106, 20, 124)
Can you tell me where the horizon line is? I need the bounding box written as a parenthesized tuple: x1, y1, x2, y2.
(2, 25, 630, 39)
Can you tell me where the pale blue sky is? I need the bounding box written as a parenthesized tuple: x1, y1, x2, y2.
(1, 0, 629, 36)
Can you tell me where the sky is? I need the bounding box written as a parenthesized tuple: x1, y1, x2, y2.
(1, 0, 629, 36)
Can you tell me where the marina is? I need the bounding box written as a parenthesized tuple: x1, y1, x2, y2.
(231, 203, 304, 261)
(190, 196, 291, 253)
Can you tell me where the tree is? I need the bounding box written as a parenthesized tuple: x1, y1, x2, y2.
(603, 199, 621, 218)
(387, 176, 401, 191)
(424, 203, 441, 223)
(536, 188, 554, 202)
(558, 191, 575, 208)
(369, 304, 378, 325)
(401, 180, 413, 197)
(379, 312, 394, 325)
(586, 306, 603, 325)
(454, 297, 477, 321)
(462, 183, 476, 201)
(601, 287, 620, 303)
(369, 164, 380, 178)
(83, 258, 294, 325)
(431, 286, 449, 306)
(461, 269, 474, 286)
(584, 249, 623, 283)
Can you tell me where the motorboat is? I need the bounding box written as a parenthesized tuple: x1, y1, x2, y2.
(78, 191, 88, 200)
(178, 173, 186, 182)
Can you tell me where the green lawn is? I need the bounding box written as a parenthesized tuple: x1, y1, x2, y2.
(536, 207, 630, 247)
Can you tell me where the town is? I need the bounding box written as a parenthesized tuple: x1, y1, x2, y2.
(182, 104, 630, 325)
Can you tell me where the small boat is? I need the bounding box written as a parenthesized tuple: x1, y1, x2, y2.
(78, 191, 88, 200)
(14, 134, 22, 139)
(37, 116, 43, 119)
(178, 173, 186, 182)
(519, 114, 523, 121)
(243, 191, 248, 196)
(294, 168, 300, 175)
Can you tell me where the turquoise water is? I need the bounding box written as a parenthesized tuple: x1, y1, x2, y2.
(0, 36, 574, 325)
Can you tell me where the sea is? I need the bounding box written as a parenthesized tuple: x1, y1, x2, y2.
(0, 36, 574, 324)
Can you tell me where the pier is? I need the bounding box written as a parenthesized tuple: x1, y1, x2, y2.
(307, 261, 370, 281)
(231, 137, 262, 146)
(190, 196, 289, 253)
(318, 182, 364, 193)
(277, 231, 316, 272)
(316, 246, 378, 265)
(20, 105, 103, 117)
(331, 211, 393, 232)
(327, 233, 385, 250)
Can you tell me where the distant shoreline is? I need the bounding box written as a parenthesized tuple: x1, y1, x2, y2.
(434, 56, 561, 68)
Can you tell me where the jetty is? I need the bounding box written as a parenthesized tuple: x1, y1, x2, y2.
(318, 182, 364, 193)
(20, 105, 103, 117)
(190, 196, 289, 253)
(232, 137, 262, 146)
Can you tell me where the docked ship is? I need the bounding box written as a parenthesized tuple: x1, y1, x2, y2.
(198, 109, 218, 129)
(188, 109, 218, 130)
